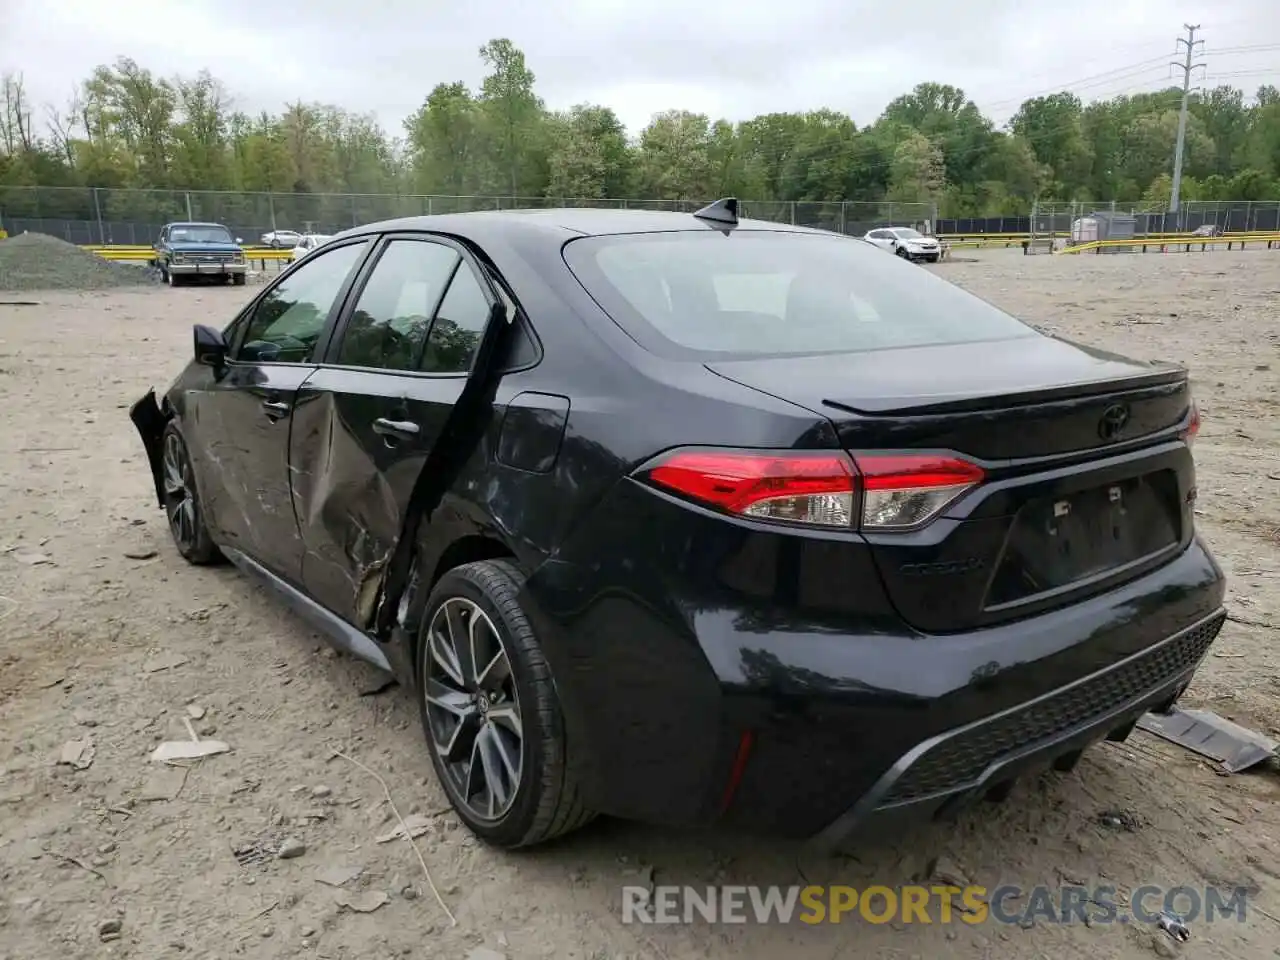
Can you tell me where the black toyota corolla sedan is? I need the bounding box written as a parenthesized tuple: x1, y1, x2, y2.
(129, 200, 1225, 850)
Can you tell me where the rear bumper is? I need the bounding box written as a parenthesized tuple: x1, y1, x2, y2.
(522, 476, 1227, 836)
(810, 607, 1224, 850)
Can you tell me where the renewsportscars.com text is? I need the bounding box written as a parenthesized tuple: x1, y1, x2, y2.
(621, 884, 1250, 926)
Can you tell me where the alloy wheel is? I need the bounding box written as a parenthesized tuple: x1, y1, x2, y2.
(423, 597, 524, 821)
(161, 431, 198, 550)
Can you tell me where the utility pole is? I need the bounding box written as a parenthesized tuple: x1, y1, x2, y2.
(1169, 23, 1205, 214)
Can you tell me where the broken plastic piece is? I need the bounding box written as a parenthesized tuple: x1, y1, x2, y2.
(693, 197, 739, 227)
(150, 739, 231, 763)
(1136, 706, 1277, 773)
(1157, 911, 1190, 942)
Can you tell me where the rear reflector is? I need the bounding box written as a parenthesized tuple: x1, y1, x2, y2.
(1180, 402, 1200, 444)
(638, 449, 984, 531)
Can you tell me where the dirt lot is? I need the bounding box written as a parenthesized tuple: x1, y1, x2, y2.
(1, 248, 1278, 960)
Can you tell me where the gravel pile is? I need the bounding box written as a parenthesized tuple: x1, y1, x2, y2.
(0, 232, 156, 291)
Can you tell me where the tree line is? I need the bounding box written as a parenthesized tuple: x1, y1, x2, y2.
(1, 38, 1278, 219)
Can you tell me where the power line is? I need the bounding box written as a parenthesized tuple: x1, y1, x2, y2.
(978, 56, 1174, 112)
(1170, 24, 1207, 213)
(977, 44, 1278, 116)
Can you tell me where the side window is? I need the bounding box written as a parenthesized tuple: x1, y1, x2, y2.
(422, 263, 491, 374)
(336, 239, 460, 371)
(486, 272, 539, 370)
(238, 241, 368, 364)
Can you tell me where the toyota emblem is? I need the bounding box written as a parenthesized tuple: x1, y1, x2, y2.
(1098, 403, 1131, 441)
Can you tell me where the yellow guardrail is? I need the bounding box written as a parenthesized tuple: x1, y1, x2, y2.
(83, 245, 294, 262)
(1059, 234, 1280, 254)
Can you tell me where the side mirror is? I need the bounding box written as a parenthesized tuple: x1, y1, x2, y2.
(235, 237, 243, 244)
(194, 324, 228, 369)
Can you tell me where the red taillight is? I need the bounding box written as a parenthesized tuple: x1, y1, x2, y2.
(1180, 402, 1200, 444)
(645, 450, 857, 527)
(638, 449, 984, 531)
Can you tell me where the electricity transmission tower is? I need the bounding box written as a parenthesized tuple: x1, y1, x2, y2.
(1169, 24, 1206, 214)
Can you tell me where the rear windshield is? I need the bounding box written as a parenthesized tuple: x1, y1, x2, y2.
(562, 230, 1036, 357)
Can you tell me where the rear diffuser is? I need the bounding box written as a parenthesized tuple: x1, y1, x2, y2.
(1137, 707, 1278, 773)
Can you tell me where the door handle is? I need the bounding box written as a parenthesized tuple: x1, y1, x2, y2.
(372, 417, 420, 438)
(261, 400, 290, 419)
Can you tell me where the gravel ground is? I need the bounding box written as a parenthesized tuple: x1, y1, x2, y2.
(0, 233, 157, 291)
(0, 248, 1278, 960)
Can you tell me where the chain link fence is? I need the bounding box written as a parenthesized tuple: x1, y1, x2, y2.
(939, 200, 1280, 237)
(0, 186, 939, 245)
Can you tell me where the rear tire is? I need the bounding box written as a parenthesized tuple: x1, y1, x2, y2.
(160, 421, 220, 564)
(232, 274, 247, 286)
(415, 560, 594, 848)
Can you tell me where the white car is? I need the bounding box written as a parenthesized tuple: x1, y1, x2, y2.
(287, 233, 333, 264)
(862, 227, 942, 263)
(261, 229, 302, 249)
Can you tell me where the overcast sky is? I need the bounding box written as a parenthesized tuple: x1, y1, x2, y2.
(2, 0, 1277, 138)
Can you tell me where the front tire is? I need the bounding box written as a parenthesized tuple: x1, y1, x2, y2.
(895, 246, 910, 259)
(166, 268, 182, 287)
(232, 273, 247, 286)
(160, 422, 220, 564)
(416, 560, 594, 848)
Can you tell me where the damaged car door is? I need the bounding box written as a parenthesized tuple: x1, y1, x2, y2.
(289, 234, 503, 626)
(196, 239, 372, 581)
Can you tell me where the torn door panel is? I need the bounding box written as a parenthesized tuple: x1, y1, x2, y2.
(288, 373, 435, 628)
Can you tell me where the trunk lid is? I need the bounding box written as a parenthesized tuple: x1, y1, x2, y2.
(707, 336, 1197, 633)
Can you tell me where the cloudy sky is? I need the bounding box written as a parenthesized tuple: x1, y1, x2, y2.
(2, 0, 1276, 137)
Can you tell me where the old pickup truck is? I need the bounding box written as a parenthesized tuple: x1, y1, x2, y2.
(152, 221, 247, 286)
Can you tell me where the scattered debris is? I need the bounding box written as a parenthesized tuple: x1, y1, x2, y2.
(1157, 911, 1190, 942)
(334, 889, 389, 914)
(316, 864, 364, 887)
(73, 709, 98, 727)
(929, 854, 971, 888)
(150, 739, 230, 763)
(1096, 809, 1142, 832)
(376, 813, 434, 844)
(143, 652, 189, 674)
(1137, 707, 1278, 773)
(277, 838, 307, 860)
(37, 675, 65, 690)
(138, 765, 188, 801)
(234, 836, 286, 868)
(98, 918, 123, 942)
(48, 849, 109, 883)
(14, 551, 53, 566)
(311, 784, 332, 798)
(185, 704, 206, 720)
(123, 548, 158, 560)
(245, 900, 279, 922)
(58, 738, 95, 770)
(332, 749, 456, 926)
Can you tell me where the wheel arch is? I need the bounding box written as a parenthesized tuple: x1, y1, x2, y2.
(400, 529, 521, 676)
